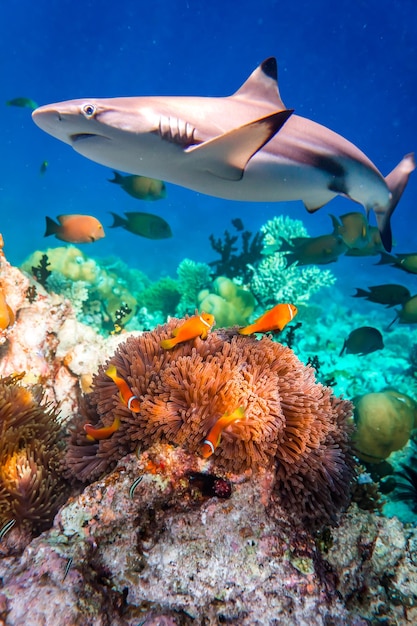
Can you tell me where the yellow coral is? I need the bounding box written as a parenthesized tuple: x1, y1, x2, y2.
(353, 389, 417, 462)
(22, 246, 99, 283)
(198, 276, 255, 327)
(21, 247, 137, 326)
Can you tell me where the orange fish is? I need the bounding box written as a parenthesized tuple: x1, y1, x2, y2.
(201, 407, 245, 458)
(84, 415, 121, 441)
(0, 288, 14, 330)
(160, 312, 215, 349)
(44, 214, 105, 243)
(238, 303, 298, 335)
(106, 364, 140, 412)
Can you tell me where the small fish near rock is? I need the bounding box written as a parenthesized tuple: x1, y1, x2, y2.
(340, 326, 384, 356)
(108, 171, 166, 200)
(109, 211, 172, 239)
(44, 214, 105, 244)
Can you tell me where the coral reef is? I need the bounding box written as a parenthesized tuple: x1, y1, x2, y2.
(208, 220, 264, 281)
(353, 389, 417, 463)
(249, 215, 336, 306)
(198, 276, 256, 327)
(0, 373, 68, 540)
(175, 258, 212, 315)
(66, 318, 354, 527)
(0, 239, 130, 421)
(139, 276, 181, 316)
(21, 246, 140, 332)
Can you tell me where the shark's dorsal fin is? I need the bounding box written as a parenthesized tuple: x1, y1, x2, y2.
(232, 57, 286, 110)
(186, 109, 293, 181)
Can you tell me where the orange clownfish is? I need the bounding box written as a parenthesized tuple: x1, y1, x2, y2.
(201, 406, 245, 458)
(238, 303, 298, 335)
(160, 311, 215, 350)
(0, 288, 14, 331)
(106, 364, 141, 412)
(84, 415, 121, 441)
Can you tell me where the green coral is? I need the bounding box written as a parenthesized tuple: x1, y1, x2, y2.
(176, 258, 212, 316)
(139, 277, 181, 316)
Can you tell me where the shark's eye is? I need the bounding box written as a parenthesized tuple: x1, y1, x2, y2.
(82, 104, 96, 118)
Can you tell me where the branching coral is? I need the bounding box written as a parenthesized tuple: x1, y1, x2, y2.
(208, 220, 264, 281)
(249, 215, 336, 306)
(0, 374, 68, 536)
(66, 320, 354, 526)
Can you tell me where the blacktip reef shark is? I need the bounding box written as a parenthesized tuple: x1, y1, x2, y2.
(32, 57, 415, 251)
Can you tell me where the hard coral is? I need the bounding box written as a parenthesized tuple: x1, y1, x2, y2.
(198, 276, 256, 327)
(66, 319, 354, 526)
(353, 389, 417, 463)
(0, 374, 68, 537)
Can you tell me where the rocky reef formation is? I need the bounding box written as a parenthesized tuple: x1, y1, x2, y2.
(1, 450, 417, 625)
(1, 235, 417, 624)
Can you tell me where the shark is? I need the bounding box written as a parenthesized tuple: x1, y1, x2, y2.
(32, 57, 415, 251)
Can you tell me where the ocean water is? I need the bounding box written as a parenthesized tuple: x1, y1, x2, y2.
(2, 0, 416, 289)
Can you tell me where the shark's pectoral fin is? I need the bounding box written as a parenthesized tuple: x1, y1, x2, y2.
(303, 192, 336, 213)
(185, 109, 293, 181)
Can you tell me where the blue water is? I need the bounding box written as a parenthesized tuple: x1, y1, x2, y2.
(1, 0, 416, 287)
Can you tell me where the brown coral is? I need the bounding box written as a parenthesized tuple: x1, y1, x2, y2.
(66, 318, 354, 525)
(0, 373, 68, 536)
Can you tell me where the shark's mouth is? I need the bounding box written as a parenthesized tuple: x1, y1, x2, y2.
(70, 133, 103, 143)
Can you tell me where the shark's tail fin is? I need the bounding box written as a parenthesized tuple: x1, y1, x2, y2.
(375, 153, 415, 252)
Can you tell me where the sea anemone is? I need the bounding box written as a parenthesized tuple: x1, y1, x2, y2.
(66, 318, 354, 525)
(0, 373, 68, 536)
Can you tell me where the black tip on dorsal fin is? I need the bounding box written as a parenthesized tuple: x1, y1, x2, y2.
(261, 57, 277, 81)
(232, 56, 285, 110)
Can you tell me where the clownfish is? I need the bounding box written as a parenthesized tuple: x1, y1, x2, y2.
(105, 364, 141, 412)
(160, 311, 215, 350)
(84, 415, 121, 441)
(0, 288, 14, 331)
(201, 407, 245, 458)
(238, 303, 298, 335)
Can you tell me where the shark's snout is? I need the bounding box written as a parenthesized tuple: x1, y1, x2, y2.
(32, 106, 74, 144)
